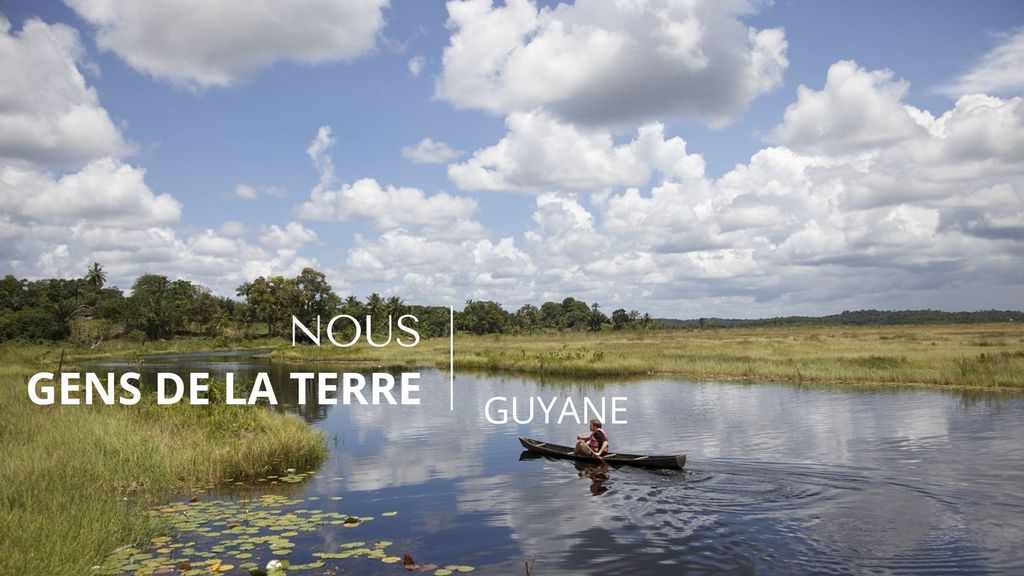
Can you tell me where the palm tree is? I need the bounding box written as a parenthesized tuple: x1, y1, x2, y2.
(341, 295, 364, 317)
(385, 295, 405, 319)
(365, 293, 384, 317)
(85, 262, 106, 291)
(51, 298, 84, 339)
(365, 292, 384, 333)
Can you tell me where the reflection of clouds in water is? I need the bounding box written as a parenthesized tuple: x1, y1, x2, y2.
(83, 361, 1024, 572)
(325, 372, 1022, 571)
(464, 378, 1022, 573)
(151, 363, 1022, 573)
(621, 382, 955, 466)
(941, 397, 1024, 572)
(454, 465, 720, 567)
(457, 467, 615, 529)
(331, 371, 501, 492)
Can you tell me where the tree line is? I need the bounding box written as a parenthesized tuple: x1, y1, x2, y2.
(0, 264, 654, 344)
(656, 308, 1024, 329)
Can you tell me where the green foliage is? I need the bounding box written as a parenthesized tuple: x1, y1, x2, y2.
(561, 297, 591, 330)
(294, 268, 341, 328)
(611, 308, 629, 330)
(408, 304, 450, 338)
(3, 263, 655, 343)
(513, 304, 540, 332)
(129, 274, 181, 340)
(237, 268, 344, 338)
(460, 300, 508, 334)
(0, 345, 326, 575)
(0, 305, 60, 341)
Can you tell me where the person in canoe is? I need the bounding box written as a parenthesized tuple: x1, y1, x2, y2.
(575, 418, 609, 460)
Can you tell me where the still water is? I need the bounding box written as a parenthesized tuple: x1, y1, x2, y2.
(92, 359, 1024, 575)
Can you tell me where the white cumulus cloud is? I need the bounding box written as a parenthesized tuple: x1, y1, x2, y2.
(449, 110, 705, 193)
(0, 206, 318, 296)
(0, 16, 132, 165)
(768, 60, 929, 155)
(381, 60, 1024, 315)
(436, 0, 787, 127)
(296, 126, 482, 238)
(260, 222, 318, 249)
(0, 13, 324, 296)
(65, 0, 390, 88)
(0, 159, 180, 226)
(344, 230, 539, 305)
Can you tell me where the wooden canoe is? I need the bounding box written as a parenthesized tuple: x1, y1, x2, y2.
(518, 437, 686, 470)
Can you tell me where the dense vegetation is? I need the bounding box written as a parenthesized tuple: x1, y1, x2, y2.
(1, 263, 1020, 346)
(0, 264, 651, 344)
(0, 266, 239, 343)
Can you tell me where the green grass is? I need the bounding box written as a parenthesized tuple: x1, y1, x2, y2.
(269, 323, 1024, 388)
(0, 344, 326, 575)
(57, 323, 1024, 388)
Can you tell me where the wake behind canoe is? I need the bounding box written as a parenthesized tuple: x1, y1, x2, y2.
(518, 437, 686, 470)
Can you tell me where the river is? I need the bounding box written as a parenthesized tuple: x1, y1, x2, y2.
(88, 358, 1024, 575)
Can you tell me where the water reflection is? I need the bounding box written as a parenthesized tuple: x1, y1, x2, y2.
(520, 452, 613, 496)
(81, 359, 1024, 575)
(574, 462, 612, 496)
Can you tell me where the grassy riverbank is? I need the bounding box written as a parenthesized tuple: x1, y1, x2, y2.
(50, 323, 1024, 387)
(270, 323, 1024, 388)
(0, 345, 326, 575)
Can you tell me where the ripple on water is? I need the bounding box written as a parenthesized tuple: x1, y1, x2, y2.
(554, 456, 1013, 575)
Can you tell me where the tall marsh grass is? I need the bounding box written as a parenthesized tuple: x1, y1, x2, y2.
(0, 344, 326, 575)
(274, 323, 1024, 388)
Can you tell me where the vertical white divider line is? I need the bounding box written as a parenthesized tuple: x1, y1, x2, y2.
(449, 305, 454, 411)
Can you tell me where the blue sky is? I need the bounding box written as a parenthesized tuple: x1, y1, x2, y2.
(1, 0, 1022, 317)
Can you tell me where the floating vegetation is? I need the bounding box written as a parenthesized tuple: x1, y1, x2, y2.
(92, 490, 475, 575)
